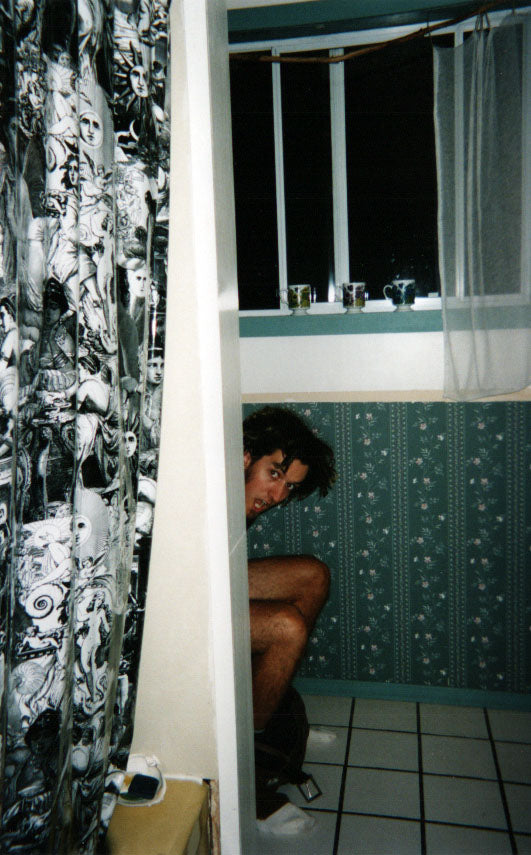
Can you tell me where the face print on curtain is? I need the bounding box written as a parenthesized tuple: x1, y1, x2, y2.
(0, 0, 171, 851)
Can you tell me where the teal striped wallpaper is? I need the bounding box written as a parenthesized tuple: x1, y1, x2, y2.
(244, 402, 530, 699)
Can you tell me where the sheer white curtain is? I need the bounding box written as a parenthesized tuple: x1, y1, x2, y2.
(434, 12, 531, 400)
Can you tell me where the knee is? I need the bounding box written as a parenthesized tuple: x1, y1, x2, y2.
(301, 556, 330, 600)
(273, 604, 309, 652)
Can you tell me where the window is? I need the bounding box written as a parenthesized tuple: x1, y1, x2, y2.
(229, 14, 514, 312)
(344, 36, 450, 298)
(282, 51, 334, 304)
(230, 53, 279, 309)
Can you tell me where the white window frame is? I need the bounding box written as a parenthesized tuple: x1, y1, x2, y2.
(232, 9, 530, 315)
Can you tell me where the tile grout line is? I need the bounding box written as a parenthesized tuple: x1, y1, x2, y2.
(332, 697, 356, 855)
(417, 703, 427, 855)
(339, 809, 511, 832)
(347, 726, 531, 745)
(342, 762, 509, 784)
(484, 708, 518, 854)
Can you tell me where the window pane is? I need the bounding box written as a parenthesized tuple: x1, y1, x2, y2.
(281, 53, 334, 303)
(345, 36, 452, 299)
(230, 54, 279, 309)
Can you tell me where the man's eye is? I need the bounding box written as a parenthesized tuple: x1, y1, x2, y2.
(270, 470, 279, 479)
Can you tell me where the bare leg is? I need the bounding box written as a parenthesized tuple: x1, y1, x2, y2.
(249, 555, 330, 729)
(249, 555, 330, 629)
(250, 601, 308, 730)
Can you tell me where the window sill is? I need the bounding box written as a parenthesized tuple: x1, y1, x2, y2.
(239, 298, 443, 337)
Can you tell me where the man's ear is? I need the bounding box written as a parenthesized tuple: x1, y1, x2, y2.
(243, 450, 251, 470)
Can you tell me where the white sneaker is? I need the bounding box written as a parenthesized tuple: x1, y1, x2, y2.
(257, 802, 317, 836)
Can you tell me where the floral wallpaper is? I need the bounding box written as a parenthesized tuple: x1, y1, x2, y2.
(244, 402, 530, 696)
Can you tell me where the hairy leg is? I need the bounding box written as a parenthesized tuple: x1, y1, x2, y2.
(250, 601, 308, 730)
(248, 554, 330, 630)
(249, 555, 330, 729)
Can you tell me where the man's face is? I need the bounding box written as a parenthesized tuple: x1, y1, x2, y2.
(127, 266, 148, 298)
(147, 356, 163, 385)
(80, 111, 103, 147)
(130, 66, 149, 98)
(244, 449, 308, 522)
(74, 514, 92, 547)
(67, 158, 79, 186)
(124, 431, 137, 457)
(44, 301, 62, 326)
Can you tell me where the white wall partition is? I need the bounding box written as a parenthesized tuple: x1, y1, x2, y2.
(240, 332, 445, 396)
(132, 1, 253, 853)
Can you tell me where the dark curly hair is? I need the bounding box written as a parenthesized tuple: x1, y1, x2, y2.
(243, 406, 336, 502)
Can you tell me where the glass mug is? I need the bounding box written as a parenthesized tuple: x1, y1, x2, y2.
(335, 282, 366, 313)
(384, 279, 416, 310)
(280, 284, 312, 314)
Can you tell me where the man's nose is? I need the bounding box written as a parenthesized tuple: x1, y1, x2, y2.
(269, 481, 288, 503)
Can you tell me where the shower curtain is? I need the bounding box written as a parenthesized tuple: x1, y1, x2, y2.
(434, 11, 531, 400)
(0, 0, 170, 851)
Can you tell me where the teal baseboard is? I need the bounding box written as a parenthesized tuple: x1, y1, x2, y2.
(293, 678, 531, 711)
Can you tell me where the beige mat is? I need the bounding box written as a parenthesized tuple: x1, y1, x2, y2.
(107, 779, 210, 855)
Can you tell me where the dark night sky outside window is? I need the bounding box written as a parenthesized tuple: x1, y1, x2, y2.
(345, 36, 451, 299)
(230, 32, 455, 311)
(230, 54, 279, 309)
(281, 53, 334, 304)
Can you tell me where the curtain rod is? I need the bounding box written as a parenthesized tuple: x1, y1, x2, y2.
(229, 0, 515, 63)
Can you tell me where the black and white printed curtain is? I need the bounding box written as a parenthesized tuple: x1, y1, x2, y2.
(0, 0, 170, 851)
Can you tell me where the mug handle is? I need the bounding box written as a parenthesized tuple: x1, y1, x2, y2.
(383, 285, 394, 299)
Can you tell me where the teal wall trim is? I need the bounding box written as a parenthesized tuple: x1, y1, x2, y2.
(245, 402, 531, 700)
(229, 0, 472, 42)
(239, 309, 443, 337)
(293, 677, 531, 710)
(239, 304, 530, 337)
(228, 0, 523, 43)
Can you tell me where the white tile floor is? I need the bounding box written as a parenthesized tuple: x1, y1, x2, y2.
(255, 695, 531, 855)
